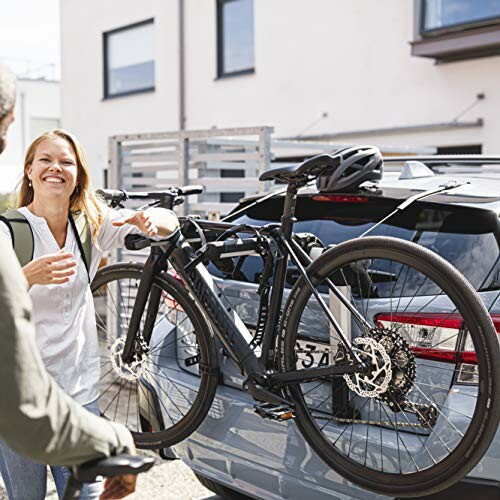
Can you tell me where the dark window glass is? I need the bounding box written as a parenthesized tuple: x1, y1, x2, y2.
(104, 20, 155, 98)
(221, 169, 245, 178)
(217, 0, 254, 76)
(217, 196, 499, 294)
(423, 0, 500, 32)
(437, 144, 482, 155)
(221, 192, 245, 203)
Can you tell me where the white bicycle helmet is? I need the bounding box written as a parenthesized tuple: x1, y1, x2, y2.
(316, 145, 383, 192)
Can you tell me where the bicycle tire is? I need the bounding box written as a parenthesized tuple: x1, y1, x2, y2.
(280, 236, 500, 497)
(91, 263, 219, 449)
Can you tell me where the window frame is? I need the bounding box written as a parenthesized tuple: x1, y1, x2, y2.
(412, 0, 500, 61)
(420, 0, 500, 36)
(103, 17, 155, 100)
(216, 0, 255, 79)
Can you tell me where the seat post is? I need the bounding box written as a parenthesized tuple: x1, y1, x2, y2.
(280, 182, 299, 237)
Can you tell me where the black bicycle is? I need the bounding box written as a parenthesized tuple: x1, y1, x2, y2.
(92, 155, 500, 497)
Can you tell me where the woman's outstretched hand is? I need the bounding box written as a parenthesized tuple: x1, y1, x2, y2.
(23, 250, 77, 288)
(112, 209, 179, 237)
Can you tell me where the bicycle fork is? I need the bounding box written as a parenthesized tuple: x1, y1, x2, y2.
(121, 246, 167, 363)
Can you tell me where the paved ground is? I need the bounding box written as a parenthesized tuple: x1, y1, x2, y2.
(0, 453, 225, 500)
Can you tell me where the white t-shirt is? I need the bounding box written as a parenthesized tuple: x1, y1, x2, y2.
(0, 206, 141, 405)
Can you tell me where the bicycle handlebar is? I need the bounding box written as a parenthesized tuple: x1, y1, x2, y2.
(72, 454, 154, 483)
(96, 185, 203, 206)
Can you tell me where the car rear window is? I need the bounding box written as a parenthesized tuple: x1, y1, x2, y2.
(215, 195, 500, 293)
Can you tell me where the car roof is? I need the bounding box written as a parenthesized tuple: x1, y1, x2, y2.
(237, 159, 500, 216)
(380, 174, 500, 212)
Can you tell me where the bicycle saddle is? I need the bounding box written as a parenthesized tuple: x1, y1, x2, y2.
(73, 454, 154, 483)
(259, 154, 340, 183)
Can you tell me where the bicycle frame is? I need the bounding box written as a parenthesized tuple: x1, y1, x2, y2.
(121, 182, 365, 402)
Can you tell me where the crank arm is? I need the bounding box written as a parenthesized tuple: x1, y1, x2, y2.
(242, 377, 292, 406)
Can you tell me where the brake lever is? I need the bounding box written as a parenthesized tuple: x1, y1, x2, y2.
(174, 196, 185, 206)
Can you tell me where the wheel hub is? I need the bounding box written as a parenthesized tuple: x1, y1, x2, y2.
(110, 337, 148, 381)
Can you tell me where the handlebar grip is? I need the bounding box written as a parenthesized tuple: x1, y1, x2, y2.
(73, 455, 154, 483)
(125, 234, 151, 250)
(178, 185, 203, 196)
(96, 188, 127, 202)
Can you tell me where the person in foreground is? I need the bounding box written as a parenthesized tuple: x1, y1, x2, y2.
(0, 128, 178, 499)
(0, 63, 151, 500)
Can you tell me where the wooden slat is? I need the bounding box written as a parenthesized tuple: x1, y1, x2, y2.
(192, 177, 260, 188)
(199, 160, 259, 170)
(189, 202, 235, 214)
(122, 179, 180, 188)
(122, 153, 179, 164)
(190, 152, 261, 163)
(122, 164, 179, 173)
(121, 141, 178, 152)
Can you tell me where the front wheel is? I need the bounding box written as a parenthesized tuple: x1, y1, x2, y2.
(281, 236, 500, 497)
(91, 263, 219, 449)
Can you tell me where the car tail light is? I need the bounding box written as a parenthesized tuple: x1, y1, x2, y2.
(312, 194, 369, 203)
(375, 313, 500, 385)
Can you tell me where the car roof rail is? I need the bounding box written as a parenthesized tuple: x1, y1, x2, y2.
(385, 155, 500, 165)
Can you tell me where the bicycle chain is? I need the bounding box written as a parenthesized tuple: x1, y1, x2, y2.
(316, 412, 430, 429)
(296, 347, 432, 429)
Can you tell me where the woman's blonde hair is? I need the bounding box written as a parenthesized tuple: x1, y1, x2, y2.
(17, 129, 106, 242)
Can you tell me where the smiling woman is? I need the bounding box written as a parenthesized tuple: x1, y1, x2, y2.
(0, 129, 179, 500)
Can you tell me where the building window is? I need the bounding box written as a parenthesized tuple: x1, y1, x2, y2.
(437, 144, 482, 154)
(103, 19, 155, 98)
(220, 192, 244, 203)
(422, 0, 500, 33)
(221, 168, 245, 178)
(217, 0, 254, 77)
(412, 0, 500, 61)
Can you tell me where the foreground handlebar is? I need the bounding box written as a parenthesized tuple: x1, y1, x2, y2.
(62, 454, 154, 500)
(73, 454, 154, 483)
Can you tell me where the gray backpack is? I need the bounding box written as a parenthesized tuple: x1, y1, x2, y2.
(0, 209, 91, 278)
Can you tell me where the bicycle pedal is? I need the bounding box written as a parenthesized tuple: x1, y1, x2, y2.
(254, 402, 295, 421)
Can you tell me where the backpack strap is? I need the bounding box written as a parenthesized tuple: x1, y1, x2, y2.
(69, 212, 91, 281)
(0, 209, 34, 267)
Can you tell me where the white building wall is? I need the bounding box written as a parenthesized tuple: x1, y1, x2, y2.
(61, 0, 500, 186)
(0, 78, 60, 193)
(60, 0, 180, 185)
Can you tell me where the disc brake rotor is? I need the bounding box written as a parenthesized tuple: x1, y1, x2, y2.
(110, 337, 147, 381)
(343, 337, 392, 398)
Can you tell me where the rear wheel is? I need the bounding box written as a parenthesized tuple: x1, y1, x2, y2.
(91, 263, 219, 449)
(281, 236, 500, 497)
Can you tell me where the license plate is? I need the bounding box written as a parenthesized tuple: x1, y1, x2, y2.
(296, 339, 331, 369)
